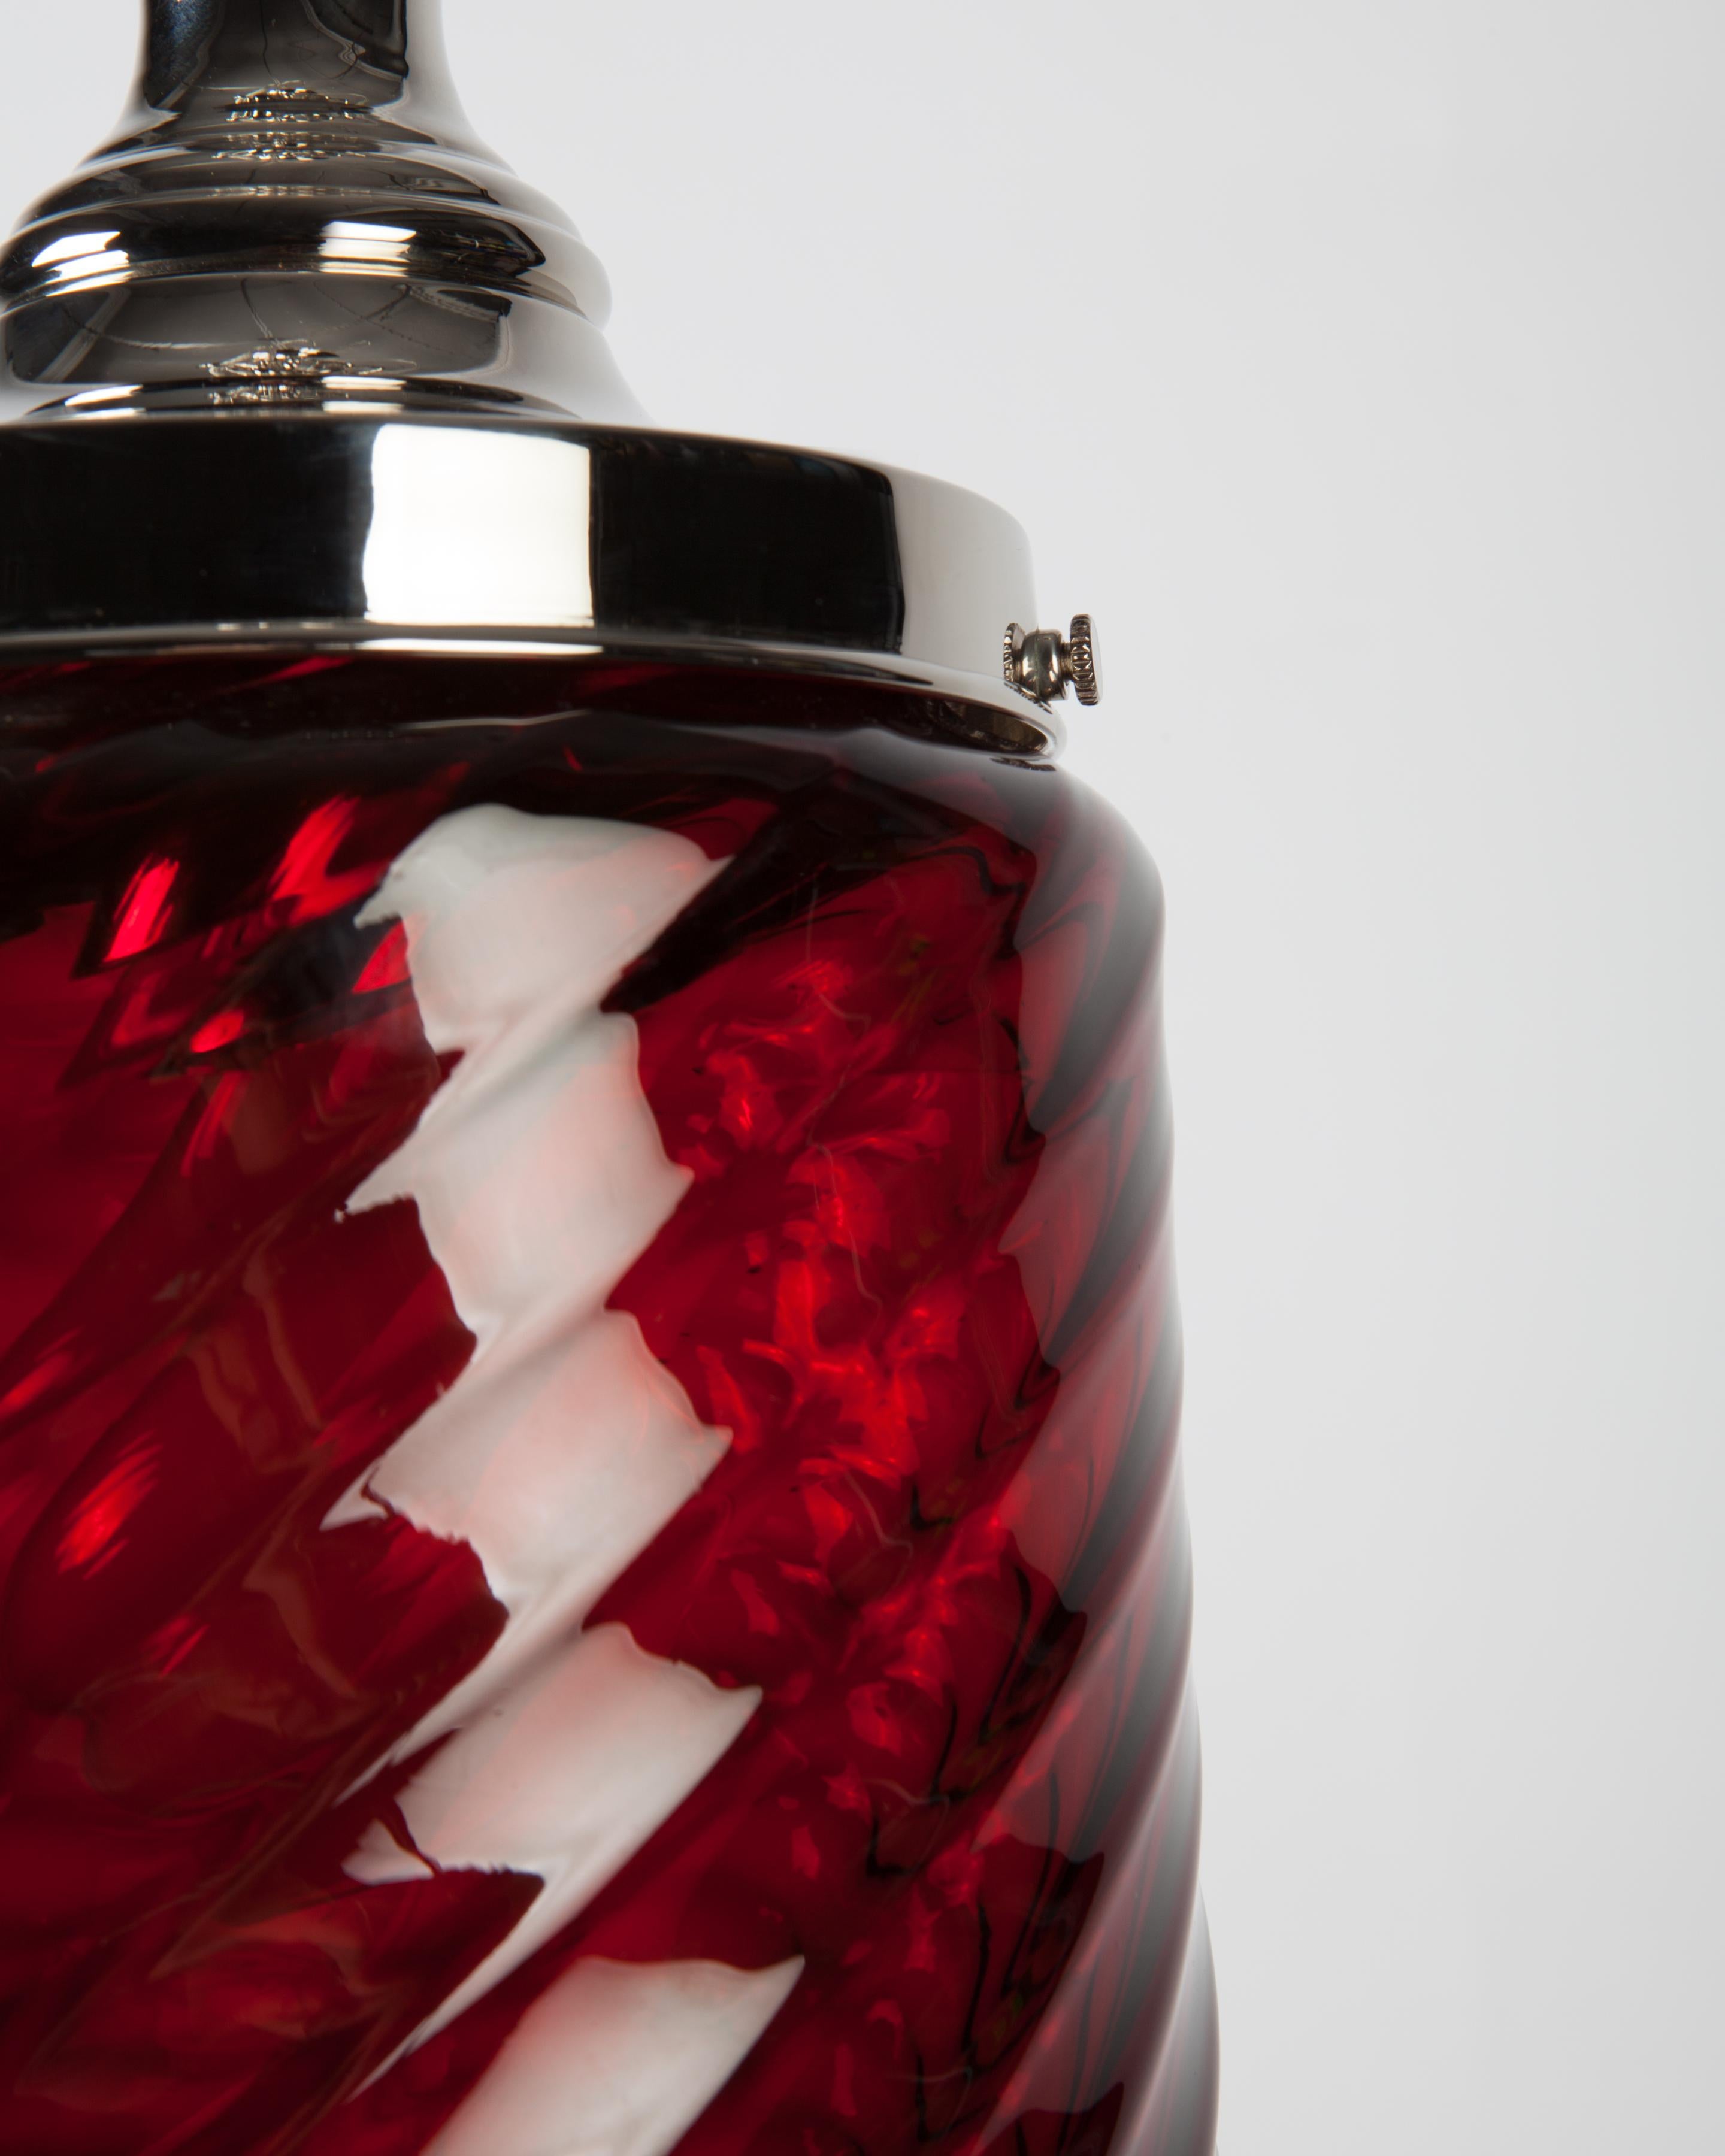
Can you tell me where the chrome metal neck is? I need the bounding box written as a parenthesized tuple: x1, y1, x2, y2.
(0, 0, 642, 420)
(135, 0, 457, 118)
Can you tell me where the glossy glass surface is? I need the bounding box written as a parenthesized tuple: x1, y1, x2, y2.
(0, 658, 1216, 2156)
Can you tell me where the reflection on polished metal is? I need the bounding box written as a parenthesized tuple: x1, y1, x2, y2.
(0, 0, 641, 420)
(0, 0, 1073, 755)
(0, 413, 1058, 746)
(1004, 614, 1104, 707)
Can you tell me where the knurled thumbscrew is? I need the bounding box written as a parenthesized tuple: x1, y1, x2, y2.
(1003, 616, 1102, 707)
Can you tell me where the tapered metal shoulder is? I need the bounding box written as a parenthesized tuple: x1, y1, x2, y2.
(0, 0, 640, 421)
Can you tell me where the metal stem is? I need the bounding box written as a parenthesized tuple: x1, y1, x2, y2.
(134, 0, 459, 134)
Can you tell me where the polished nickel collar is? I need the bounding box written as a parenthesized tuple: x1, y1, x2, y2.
(0, 0, 640, 422)
(0, 5, 1069, 755)
(0, 413, 1058, 750)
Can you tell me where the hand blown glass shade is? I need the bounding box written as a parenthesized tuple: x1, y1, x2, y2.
(0, 8, 1218, 2154)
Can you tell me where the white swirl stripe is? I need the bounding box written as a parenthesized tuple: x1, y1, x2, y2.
(328, 807, 800, 2151)
(427, 1958, 804, 2156)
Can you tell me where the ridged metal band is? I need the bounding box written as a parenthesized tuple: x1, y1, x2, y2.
(0, 411, 1058, 753)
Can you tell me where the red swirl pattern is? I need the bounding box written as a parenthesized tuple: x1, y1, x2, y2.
(0, 657, 1218, 2156)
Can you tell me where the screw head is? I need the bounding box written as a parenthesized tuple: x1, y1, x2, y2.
(1066, 614, 1101, 706)
(1004, 616, 1103, 707)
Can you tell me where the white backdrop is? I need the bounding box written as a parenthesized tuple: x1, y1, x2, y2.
(4, 4, 1722, 2149)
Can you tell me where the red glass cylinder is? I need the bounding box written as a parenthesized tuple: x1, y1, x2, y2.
(0, 655, 1217, 2155)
